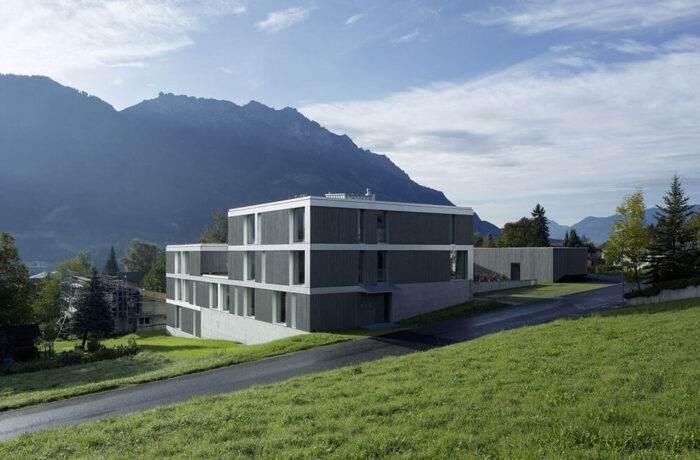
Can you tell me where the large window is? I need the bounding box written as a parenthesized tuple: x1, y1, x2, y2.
(377, 211, 387, 242)
(377, 251, 387, 283)
(209, 283, 218, 309)
(275, 292, 287, 324)
(293, 208, 305, 242)
(246, 251, 256, 280)
(450, 251, 467, 280)
(293, 251, 305, 285)
(245, 288, 255, 317)
(246, 214, 256, 244)
(175, 251, 189, 274)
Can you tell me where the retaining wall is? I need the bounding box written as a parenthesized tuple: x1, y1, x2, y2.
(473, 279, 537, 293)
(625, 285, 699, 305)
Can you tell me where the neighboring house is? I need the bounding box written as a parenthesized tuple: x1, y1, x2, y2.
(474, 247, 588, 283)
(165, 194, 474, 344)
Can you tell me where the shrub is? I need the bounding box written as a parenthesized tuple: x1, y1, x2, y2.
(56, 350, 83, 365)
(86, 340, 102, 353)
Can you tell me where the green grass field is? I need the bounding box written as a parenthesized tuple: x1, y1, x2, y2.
(475, 282, 612, 304)
(0, 329, 385, 411)
(4, 298, 697, 458)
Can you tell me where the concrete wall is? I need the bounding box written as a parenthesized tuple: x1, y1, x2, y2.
(626, 285, 699, 305)
(388, 251, 451, 284)
(201, 251, 228, 274)
(310, 207, 359, 243)
(391, 280, 471, 321)
(228, 216, 245, 245)
(310, 251, 360, 287)
(261, 210, 290, 244)
(474, 248, 585, 283)
(473, 279, 537, 293)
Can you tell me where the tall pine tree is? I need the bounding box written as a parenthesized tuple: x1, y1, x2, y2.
(103, 246, 119, 276)
(531, 204, 550, 247)
(70, 268, 114, 348)
(563, 231, 570, 247)
(646, 175, 697, 283)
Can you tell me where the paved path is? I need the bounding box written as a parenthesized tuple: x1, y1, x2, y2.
(0, 283, 623, 441)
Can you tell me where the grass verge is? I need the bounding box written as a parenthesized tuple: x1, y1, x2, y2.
(0, 329, 386, 412)
(398, 300, 505, 327)
(3, 297, 697, 458)
(475, 282, 612, 304)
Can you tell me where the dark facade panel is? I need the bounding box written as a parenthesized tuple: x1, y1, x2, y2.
(166, 252, 175, 273)
(166, 278, 176, 300)
(261, 210, 290, 244)
(309, 293, 364, 331)
(363, 251, 377, 285)
(310, 207, 359, 243)
(234, 286, 244, 316)
(386, 211, 451, 245)
(388, 251, 451, 284)
(254, 288, 275, 323)
(189, 251, 202, 277)
(181, 308, 194, 335)
(201, 251, 227, 274)
(454, 215, 474, 245)
(195, 310, 201, 337)
(293, 293, 311, 331)
(255, 252, 262, 283)
(552, 248, 588, 281)
(265, 250, 289, 285)
(228, 216, 245, 245)
(228, 252, 244, 280)
(365, 210, 377, 244)
(310, 251, 359, 287)
(195, 281, 209, 308)
(167, 304, 177, 328)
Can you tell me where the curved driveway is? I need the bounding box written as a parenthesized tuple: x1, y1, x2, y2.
(0, 282, 623, 441)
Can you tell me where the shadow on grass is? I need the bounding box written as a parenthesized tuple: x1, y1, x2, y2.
(596, 298, 700, 318)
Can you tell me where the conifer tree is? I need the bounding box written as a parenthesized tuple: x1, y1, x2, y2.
(103, 246, 119, 276)
(70, 268, 114, 348)
(563, 231, 570, 247)
(484, 234, 495, 248)
(568, 229, 583, 247)
(646, 175, 697, 283)
(531, 204, 550, 246)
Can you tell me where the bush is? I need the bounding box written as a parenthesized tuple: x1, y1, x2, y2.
(625, 277, 700, 299)
(86, 340, 101, 353)
(56, 350, 83, 365)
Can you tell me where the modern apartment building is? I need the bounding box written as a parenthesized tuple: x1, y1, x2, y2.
(165, 194, 474, 344)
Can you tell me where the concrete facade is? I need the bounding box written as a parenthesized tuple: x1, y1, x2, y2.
(166, 196, 474, 344)
(474, 247, 587, 283)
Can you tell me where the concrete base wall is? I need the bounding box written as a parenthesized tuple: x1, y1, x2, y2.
(166, 309, 308, 344)
(625, 285, 699, 305)
(473, 279, 536, 293)
(391, 280, 471, 322)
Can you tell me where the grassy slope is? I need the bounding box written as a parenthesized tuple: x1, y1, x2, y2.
(4, 298, 698, 458)
(0, 329, 384, 411)
(398, 300, 505, 327)
(475, 282, 612, 304)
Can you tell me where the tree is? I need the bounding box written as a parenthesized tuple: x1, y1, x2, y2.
(605, 188, 650, 290)
(197, 211, 228, 244)
(646, 175, 698, 284)
(0, 233, 34, 328)
(568, 229, 583, 247)
(497, 218, 538, 247)
(69, 268, 114, 348)
(57, 251, 95, 278)
(103, 246, 119, 276)
(484, 234, 495, 248)
(142, 252, 166, 292)
(563, 231, 570, 247)
(531, 204, 550, 246)
(121, 238, 161, 273)
(473, 232, 484, 248)
(31, 273, 62, 335)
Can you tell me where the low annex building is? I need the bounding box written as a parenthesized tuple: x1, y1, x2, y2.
(165, 194, 474, 344)
(474, 247, 588, 283)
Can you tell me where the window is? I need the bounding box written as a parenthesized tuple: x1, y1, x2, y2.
(377, 251, 387, 282)
(358, 251, 364, 283)
(377, 211, 387, 242)
(181, 252, 189, 274)
(246, 214, 256, 244)
(275, 292, 287, 324)
(246, 288, 255, 317)
(175, 252, 181, 273)
(209, 283, 218, 309)
(246, 251, 256, 280)
(293, 251, 305, 285)
(221, 285, 230, 311)
(293, 208, 305, 242)
(358, 209, 365, 242)
(450, 251, 466, 280)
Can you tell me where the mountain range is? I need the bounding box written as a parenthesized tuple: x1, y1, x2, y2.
(1, 74, 498, 267)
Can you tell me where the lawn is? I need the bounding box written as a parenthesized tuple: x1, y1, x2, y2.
(475, 282, 612, 304)
(4, 298, 698, 458)
(0, 329, 386, 412)
(398, 299, 505, 327)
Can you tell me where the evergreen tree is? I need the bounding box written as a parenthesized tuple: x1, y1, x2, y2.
(103, 246, 119, 276)
(484, 234, 495, 248)
(568, 229, 583, 247)
(142, 252, 166, 292)
(473, 232, 484, 248)
(0, 233, 34, 328)
(69, 268, 114, 348)
(531, 204, 550, 246)
(646, 175, 697, 283)
(563, 231, 570, 247)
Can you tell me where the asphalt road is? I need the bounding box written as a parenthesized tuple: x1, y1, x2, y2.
(0, 282, 623, 441)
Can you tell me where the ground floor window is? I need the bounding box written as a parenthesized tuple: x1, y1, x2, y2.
(450, 250, 467, 280)
(221, 285, 231, 311)
(275, 291, 287, 324)
(377, 251, 387, 283)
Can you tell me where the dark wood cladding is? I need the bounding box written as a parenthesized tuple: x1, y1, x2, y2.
(454, 215, 473, 245)
(386, 211, 451, 244)
(310, 251, 359, 287)
(310, 207, 359, 243)
(388, 251, 451, 283)
(261, 210, 290, 244)
(166, 252, 175, 273)
(166, 278, 176, 300)
(265, 251, 289, 285)
(201, 251, 227, 274)
(228, 216, 245, 245)
(228, 252, 244, 280)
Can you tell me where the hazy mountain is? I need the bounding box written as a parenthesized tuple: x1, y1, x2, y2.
(1, 75, 497, 266)
(549, 205, 700, 243)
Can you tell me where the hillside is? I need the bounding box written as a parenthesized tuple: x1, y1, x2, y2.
(3, 298, 697, 457)
(1, 75, 479, 266)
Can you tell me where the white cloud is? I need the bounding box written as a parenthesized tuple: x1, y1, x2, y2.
(301, 38, 700, 225)
(473, 0, 700, 34)
(606, 39, 658, 54)
(392, 29, 419, 44)
(255, 6, 315, 33)
(0, 0, 246, 77)
(345, 14, 363, 25)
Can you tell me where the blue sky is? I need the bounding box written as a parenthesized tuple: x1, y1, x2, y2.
(1, 0, 699, 226)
